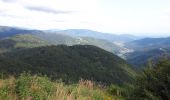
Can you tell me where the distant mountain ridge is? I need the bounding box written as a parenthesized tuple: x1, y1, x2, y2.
(0, 26, 42, 38)
(0, 26, 139, 43)
(56, 29, 139, 42)
(126, 37, 170, 51)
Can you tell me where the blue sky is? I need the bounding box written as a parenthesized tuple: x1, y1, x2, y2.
(0, 0, 170, 36)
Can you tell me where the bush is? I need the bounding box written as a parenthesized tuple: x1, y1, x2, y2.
(108, 84, 123, 96)
(128, 59, 170, 100)
(15, 73, 32, 98)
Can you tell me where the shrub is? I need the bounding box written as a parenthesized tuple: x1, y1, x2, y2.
(15, 73, 32, 98)
(128, 59, 170, 100)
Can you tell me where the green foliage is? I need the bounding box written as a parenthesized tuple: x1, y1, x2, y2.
(107, 84, 134, 99)
(15, 73, 32, 98)
(105, 59, 170, 100)
(108, 84, 123, 96)
(14, 73, 55, 100)
(128, 59, 170, 100)
(0, 87, 9, 98)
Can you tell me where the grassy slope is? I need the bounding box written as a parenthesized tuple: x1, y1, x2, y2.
(0, 73, 123, 100)
(10, 34, 49, 48)
(0, 34, 49, 53)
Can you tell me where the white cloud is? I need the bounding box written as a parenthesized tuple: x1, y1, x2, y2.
(0, 0, 103, 29)
(0, 0, 170, 36)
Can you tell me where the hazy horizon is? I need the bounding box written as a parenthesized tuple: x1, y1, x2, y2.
(0, 0, 170, 36)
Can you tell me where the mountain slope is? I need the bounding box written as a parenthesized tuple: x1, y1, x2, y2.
(0, 26, 41, 38)
(0, 26, 123, 55)
(0, 34, 49, 53)
(34, 32, 79, 45)
(0, 45, 135, 85)
(0, 31, 123, 56)
(125, 37, 170, 68)
(23, 33, 123, 54)
(126, 37, 170, 51)
(74, 37, 122, 54)
(126, 48, 170, 68)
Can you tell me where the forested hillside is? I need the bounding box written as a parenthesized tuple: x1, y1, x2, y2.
(0, 45, 135, 85)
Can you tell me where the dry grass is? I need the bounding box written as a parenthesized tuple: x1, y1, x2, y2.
(0, 74, 114, 100)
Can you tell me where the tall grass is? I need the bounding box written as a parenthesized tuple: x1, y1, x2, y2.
(0, 73, 115, 100)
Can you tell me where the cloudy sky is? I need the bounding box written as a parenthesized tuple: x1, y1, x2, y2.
(0, 0, 170, 36)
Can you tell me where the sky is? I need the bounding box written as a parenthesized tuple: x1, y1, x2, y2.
(0, 0, 170, 36)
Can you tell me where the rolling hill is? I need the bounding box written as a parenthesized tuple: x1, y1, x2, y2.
(0, 45, 135, 85)
(0, 34, 49, 53)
